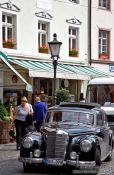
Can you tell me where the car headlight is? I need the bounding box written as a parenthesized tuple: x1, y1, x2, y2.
(70, 151, 77, 160)
(22, 137, 33, 149)
(80, 140, 92, 152)
(34, 149, 41, 157)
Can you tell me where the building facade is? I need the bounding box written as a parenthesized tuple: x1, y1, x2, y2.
(0, 0, 109, 107)
(91, 0, 114, 76)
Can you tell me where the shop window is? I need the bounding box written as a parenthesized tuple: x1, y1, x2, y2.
(2, 12, 17, 49)
(69, 27, 79, 57)
(69, 0, 80, 3)
(38, 20, 49, 54)
(99, 0, 110, 10)
(99, 29, 110, 59)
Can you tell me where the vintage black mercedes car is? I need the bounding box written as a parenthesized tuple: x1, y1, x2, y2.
(19, 102, 113, 174)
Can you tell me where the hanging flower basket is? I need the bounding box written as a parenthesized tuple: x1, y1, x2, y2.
(69, 49, 78, 57)
(99, 53, 108, 59)
(39, 45, 48, 54)
(3, 39, 15, 49)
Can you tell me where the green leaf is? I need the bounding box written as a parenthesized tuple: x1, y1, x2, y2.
(56, 88, 70, 104)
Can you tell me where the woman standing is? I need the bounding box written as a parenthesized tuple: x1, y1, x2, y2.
(15, 96, 33, 150)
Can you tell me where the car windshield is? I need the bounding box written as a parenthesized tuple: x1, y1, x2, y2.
(45, 111, 94, 125)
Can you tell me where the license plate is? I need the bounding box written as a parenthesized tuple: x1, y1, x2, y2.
(45, 159, 63, 166)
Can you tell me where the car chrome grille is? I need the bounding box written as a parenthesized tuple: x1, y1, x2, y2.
(46, 131, 67, 159)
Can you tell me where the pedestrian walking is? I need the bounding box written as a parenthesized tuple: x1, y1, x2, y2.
(15, 96, 33, 150)
(33, 96, 47, 132)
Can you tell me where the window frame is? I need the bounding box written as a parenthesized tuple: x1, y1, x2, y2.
(2, 11, 17, 49)
(98, 0, 111, 10)
(69, 26, 79, 57)
(98, 29, 110, 59)
(45, 110, 94, 126)
(69, 0, 80, 4)
(96, 111, 103, 127)
(38, 20, 50, 54)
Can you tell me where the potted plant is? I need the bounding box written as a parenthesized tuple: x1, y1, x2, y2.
(39, 45, 48, 54)
(69, 49, 78, 57)
(99, 53, 108, 59)
(3, 39, 15, 49)
(0, 100, 12, 144)
(56, 88, 70, 104)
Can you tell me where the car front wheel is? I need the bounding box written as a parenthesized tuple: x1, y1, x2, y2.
(23, 163, 34, 172)
(95, 148, 101, 166)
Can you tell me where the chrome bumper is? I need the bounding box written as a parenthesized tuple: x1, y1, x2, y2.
(18, 156, 96, 168)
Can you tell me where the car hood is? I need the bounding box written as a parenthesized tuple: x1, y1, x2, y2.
(43, 122, 95, 135)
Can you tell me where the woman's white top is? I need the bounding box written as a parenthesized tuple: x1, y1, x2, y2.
(16, 103, 33, 121)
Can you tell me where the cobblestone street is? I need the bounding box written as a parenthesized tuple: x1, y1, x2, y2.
(0, 142, 114, 175)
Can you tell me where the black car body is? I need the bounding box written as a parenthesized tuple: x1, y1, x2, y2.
(19, 102, 113, 174)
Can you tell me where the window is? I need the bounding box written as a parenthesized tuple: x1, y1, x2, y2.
(69, 27, 79, 57)
(99, 30, 110, 59)
(38, 21, 49, 54)
(2, 12, 17, 49)
(70, 0, 79, 3)
(45, 111, 94, 125)
(99, 0, 110, 10)
(96, 111, 103, 126)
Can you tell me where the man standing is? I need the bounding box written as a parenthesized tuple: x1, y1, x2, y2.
(33, 96, 47, 131)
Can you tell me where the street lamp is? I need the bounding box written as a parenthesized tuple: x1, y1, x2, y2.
(48, 33, 62, 105)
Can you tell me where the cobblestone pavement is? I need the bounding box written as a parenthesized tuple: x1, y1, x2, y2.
(0, 142, 114, 175)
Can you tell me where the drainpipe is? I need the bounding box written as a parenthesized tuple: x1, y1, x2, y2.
(88, 0, 92, 65)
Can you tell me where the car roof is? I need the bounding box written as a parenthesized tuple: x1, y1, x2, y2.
(88, 77, 114, 85)
(48, 102, 100, 113)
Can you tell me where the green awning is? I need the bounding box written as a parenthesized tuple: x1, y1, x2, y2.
(8, 58, 110, 80)
(0, 51, 32, 91)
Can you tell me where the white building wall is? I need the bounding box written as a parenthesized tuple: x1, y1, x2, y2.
(0, 0, 88, 64)
(91, 1, 114, 75)
(51, 0, 88, 63)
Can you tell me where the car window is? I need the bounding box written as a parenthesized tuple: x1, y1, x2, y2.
(96, 111, 103, 126)
(45, 110, 94, 125)
(45, 112, 51, 123)
(102, 111, 108, 126)
(53, 111, 62, 122)
(77, 112, 94, 125)
(62, 111, 74, 121)
(106, 114, 114, 123)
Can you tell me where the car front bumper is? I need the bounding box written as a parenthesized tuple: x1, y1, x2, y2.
(18, 156, 96, 169)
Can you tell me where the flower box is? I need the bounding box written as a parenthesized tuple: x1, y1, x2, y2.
(69, 49, 78, 57)
(99, 53, 109, 59)
(39, 46, 48, 54)
(3, 39, 15, 49)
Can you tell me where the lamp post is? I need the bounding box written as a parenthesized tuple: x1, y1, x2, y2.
(48, 33, 62, 105)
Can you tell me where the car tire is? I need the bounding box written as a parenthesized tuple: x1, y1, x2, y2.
(23, 163, 34, 172)
(95, 148, 101, 166)
(66, 167, 73, 175)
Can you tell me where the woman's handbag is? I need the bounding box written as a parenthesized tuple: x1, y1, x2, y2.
(26, 105, 33, 127)
(26, 114, 33, 127)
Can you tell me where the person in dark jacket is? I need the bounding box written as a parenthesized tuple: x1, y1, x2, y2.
(33, 96, 47, 131)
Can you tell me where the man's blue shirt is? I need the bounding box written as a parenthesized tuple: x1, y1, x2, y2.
(33, 101, 46, 125)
